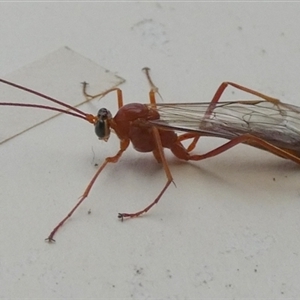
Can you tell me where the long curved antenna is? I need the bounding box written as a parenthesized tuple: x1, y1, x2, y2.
(0, 78, 97, 124)
(0, 78, 88, 117)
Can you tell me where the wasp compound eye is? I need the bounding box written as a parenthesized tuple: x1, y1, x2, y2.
(94, 108, 112, 140)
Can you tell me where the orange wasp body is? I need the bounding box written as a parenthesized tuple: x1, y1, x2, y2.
(1, 68, 300, 242)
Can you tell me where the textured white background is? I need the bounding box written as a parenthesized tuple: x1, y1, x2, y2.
(1, 2, 300, 299)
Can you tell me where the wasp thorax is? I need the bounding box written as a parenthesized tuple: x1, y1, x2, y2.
(94, 108, 112, 141)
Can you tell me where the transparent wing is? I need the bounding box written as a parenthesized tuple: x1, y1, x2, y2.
(148, 100, 300, 151)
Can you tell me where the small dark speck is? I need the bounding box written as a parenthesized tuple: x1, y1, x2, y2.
(280, 32, 285, 37)
(112, 285, 115, 288)
(231, 91, 235, 95)
(136, 267, 143, 275)
(203, 280, 207, 284)
(88, 209, 91, 215)
(281, 292, 284, 295)
(254, 269, 257, 272)
(237, 269, 239, 271)
(237, 26, 243, 31)
(94, 163, 99, 167)
(273, 177, 276, 181)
